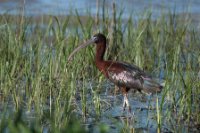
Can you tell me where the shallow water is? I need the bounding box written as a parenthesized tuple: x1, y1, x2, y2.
(1, 0, 200, 19)
(69, 80, 197, 133)
(0, 81, 161, 132)
(0, 72, 198, 132)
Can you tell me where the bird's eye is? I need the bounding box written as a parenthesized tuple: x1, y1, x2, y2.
(92, 36, 98, 43)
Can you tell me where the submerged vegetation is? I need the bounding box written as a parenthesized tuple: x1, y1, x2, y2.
(0, 3, 200, 133)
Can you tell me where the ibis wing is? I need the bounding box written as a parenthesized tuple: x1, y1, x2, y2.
(106, 61, 162, 93)
(107, 62, 146, 89)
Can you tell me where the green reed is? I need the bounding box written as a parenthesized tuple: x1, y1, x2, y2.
(0, 3, 200, 132)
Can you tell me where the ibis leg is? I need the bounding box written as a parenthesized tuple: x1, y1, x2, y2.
(123, 95, 127, 110)
(121, 87, 131, 112)
(124, 93, 131, 112)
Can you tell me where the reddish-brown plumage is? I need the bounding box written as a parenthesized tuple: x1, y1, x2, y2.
(68, 33, 163, 112)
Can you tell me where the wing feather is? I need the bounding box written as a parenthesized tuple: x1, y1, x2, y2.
(107, 61, 145, 89)
(106, 61, 162, 93)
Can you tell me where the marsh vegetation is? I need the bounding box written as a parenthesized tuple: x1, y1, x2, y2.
(0, 2, 200, 133)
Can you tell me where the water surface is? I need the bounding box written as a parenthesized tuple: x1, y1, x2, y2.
(1, 0, 200, 19)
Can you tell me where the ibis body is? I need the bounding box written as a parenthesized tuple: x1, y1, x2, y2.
(68, 33, 162, 111)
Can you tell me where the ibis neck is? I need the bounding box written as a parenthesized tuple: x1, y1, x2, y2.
(95, 42, 106, 65)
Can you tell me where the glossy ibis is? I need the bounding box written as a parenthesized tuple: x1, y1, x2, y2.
(68, 33, 163, 112)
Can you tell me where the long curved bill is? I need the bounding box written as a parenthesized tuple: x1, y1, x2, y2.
(68, 38, 95, 61)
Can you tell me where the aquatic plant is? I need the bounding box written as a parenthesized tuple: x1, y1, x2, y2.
(0, 2, 199, 132)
